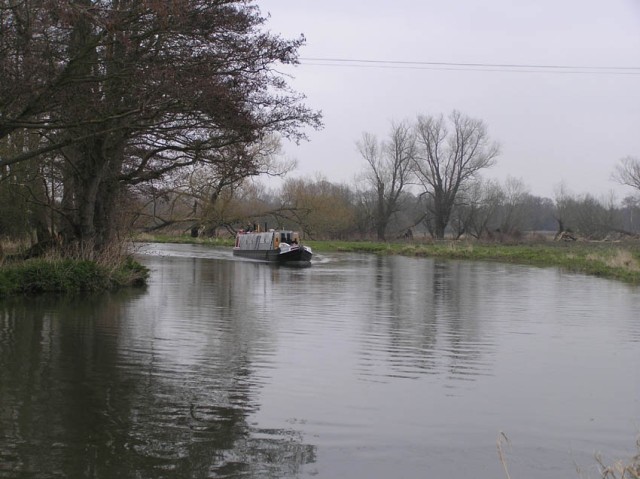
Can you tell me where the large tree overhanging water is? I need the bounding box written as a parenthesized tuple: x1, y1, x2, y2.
(0, 0, 321, 254)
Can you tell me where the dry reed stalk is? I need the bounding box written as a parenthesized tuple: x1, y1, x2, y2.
(93, 239, 132, 269)
(53, 237, 132, 266)
(605, 250, 640, 272)
(497, 431, 512, 479)
(585, 249, 640, 272)
(595, 438, 640, 479)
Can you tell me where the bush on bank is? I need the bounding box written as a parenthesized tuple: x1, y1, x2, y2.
(0, 256, 149, 297)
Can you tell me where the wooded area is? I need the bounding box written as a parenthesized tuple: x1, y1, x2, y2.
(125, 173, 640, 242)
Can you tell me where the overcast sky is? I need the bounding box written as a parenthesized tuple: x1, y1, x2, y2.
(259, 0, 640, 199)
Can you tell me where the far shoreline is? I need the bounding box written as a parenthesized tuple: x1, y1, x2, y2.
(3, 236, 635, 300)
(136, 234, 640, 285)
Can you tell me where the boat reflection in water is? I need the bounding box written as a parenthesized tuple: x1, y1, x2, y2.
(233, 229, 312, 264)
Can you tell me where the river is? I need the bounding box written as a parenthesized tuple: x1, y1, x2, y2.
(1, 242, 639, 478)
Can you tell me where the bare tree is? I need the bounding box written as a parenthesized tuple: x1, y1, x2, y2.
(450, 178, 502, 239)
(352, 186, 377, 239)
(621, 195, 640, 233)
(357, 121, 415, 240)
(613, 156, 640, 192)
(553, 183, 622, 240)
(413, 111, 500, 239)
(553, 182, 573, 238)
(135, 135, 294, 234)
(279, 176, 355, 240)
(497, 176, 530, 236)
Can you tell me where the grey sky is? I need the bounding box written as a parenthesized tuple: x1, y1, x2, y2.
(260, 0, 640, 199)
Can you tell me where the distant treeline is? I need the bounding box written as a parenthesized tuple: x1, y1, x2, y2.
(121, 176, 640, 242)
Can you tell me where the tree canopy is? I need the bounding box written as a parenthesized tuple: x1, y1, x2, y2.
(357, 121, 415, 240)
(613, 156, 640, 193)
(0, 0, 321, 252)
(413, 110, 500, 239)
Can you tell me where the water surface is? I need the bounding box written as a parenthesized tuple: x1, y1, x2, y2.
(1, 243, 639, 478)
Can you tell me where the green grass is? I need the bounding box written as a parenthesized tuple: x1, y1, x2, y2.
(0, 256, 149, 297)
(307, 239, 640, 284)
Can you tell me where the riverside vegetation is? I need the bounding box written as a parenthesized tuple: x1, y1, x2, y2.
(320, 239, 640, 284)
(2, 233, 637, 295)
(0, 235, 640, 297)
(0, 241, 149, 297)
(138, 233, 640, 284)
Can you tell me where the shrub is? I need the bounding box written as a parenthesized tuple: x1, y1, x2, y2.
(0, 256, 148, 297)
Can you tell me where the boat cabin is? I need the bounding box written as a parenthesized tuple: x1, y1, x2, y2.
(234, 230, 300, 251)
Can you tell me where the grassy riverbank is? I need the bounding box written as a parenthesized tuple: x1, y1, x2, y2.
(136, 233, 640, 284)
(0, 256, 149, 297)
(308, 240, 640, 284)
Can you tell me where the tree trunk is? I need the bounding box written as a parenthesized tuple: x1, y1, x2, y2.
(376, 222, 386, 241)
(433, 220, 446, 240)
(60, 135, 125, 256)
(554, 218, 565, 240)
(432, 196, 452, 240)
(93, 178, 121, 249)
(376, 190, 387, 240)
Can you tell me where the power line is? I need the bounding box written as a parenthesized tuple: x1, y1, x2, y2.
(299, 57, 640, 75)
(302, 57, 640, 70)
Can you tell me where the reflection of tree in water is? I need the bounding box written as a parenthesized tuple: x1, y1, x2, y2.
(431, 261, 492, 381)
(366, 255, 439, 375)
(364, 256, 494, 382)
(0, 269, 315, 479)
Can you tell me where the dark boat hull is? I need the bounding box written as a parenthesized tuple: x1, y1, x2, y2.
(233, 246, 312, 263)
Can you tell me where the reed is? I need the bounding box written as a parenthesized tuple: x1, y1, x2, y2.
(594, 438, 640, 479)
(0, 257, 148, 297)
(497, 432, 512, 479)
(498, 434, 640, 479)
(0, 238, 148, 297)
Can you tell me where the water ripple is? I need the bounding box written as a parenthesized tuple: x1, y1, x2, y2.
(2, 247, 640, 479)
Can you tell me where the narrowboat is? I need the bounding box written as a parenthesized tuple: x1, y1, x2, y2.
(233, 230, 313, 263)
